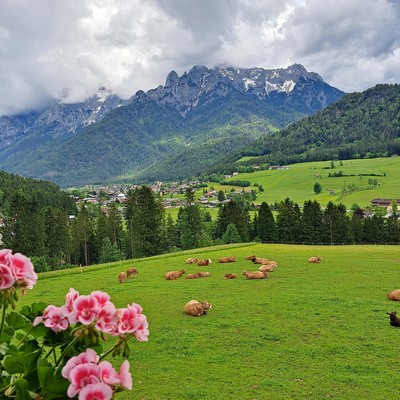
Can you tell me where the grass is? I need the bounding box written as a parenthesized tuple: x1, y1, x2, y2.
(203, 157, 400, 209)
(18, 243, 400, 399)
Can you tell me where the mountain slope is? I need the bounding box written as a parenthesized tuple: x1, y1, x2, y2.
(0, 64, 344, 186)
(208, 83, 400, 174)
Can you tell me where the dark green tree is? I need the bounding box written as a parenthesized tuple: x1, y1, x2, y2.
(322, 202, 353, 244)
(2, 191, 45, 257)
(222, 223, 242, 244)
(257, 202, 277, 242)
(299, 200, 323, 244)
(218, 190, 226, 202)
(99, 237, 126, 263)
(313, 182, 322, 194)
(125, 186, 164, 258)
(276, 198, 301, 243)
(214, 199, 250, 242)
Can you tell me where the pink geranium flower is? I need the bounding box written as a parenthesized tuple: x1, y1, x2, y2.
(0, 249, 12, 265)
(67, 363, 101, 398)
(118, 360, 132, 390)
(68, 294, 100, 325)
(99, 361, 120, 386)
(116, 303, 143, 334)
(9, 252, 38, 289)
(96, 303, 118, 335)
(78, 382, 113, 400)
(91, 291, 112, 307)
(62, 349, 99, 380)
(133, 314, 149, 342)
(33, 305, 69, 333)
(61, 288, 80, 315)
(0, 265, 15, 290)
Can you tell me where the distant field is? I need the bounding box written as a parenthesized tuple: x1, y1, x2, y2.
(202, 157, 400, 209)
(19, 243, 400, 400)
(235, 156, 257, 162)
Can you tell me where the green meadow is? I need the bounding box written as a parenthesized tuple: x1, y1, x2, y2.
(19, 243, 400, 400)
(203, 157, 400, 209)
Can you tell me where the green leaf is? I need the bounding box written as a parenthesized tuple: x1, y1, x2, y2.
(37, 359, 69, 399)
(20, 302, 47, 321)
(6, 311, 30, 330)
(3, 349, 41, 374)
(14, 378, 32, 400)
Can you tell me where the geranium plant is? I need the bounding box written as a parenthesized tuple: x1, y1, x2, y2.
(0, 249, 149, 399)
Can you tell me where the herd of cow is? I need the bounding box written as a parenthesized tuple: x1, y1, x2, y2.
(115, 254, 325, 317)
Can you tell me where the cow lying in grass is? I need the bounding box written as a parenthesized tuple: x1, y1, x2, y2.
(241, 270, 269, 279)
(224, 273, 237, 279)
(387, 289, 400, 301)
(185, 257, 198, 264)
(184, 300, 212, 316)
(387, 311, 400, 327)
(219, 256, 236, 263)
(198, 259, 212, 266)
(308, 257, 322, 263)
(259, 264, 276, 273)
(165, 269, 186, 280)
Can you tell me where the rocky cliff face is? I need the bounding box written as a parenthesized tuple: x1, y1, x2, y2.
(0, 87, 128, 151)
(145, 63, 343, 116)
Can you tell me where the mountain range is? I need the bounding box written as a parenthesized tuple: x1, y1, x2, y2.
(0, 64, 344, 187)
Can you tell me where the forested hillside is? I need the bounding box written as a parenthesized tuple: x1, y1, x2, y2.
(209, 84, 400, 174)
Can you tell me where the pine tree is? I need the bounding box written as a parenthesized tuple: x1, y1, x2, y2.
(176, 188, 204, 250)
(222, 223, 242, 244)
(2, 191, 45, 257)
(99, 237, 126, 263)
(322, 202, 353, 244)
(125, 186, 164, 258)
(214, 200, 250, 242)
(42, 207, 69, 267)
(276, 198, 301, 243)
(257, 202, 278, 242)
(299, 200, 323, 244)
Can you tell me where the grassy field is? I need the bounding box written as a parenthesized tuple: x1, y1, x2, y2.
(201, 157, 400, 209)
(18, 243, 400, 400)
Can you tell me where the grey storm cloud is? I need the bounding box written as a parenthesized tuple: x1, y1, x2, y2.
(0, 0, 399, 116)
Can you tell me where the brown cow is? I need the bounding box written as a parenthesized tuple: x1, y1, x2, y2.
(197, 271, 211, 278)
(308, 257, 322, 263)
(198, 259, 212, 266)
(387, 289, 400, 301)
(219, 256, 236, 263)
(224, 273, 237, 279)
(185, 257, 199, 264)
(251, 257, 269, 264)
(186, 273, 201, 279)
(245, 255, 256, 260)
(118, 271, 127, 283)
(184, 300, 212, 316)
(126, 267, 138, 278)
(258, 264, 276, 273)
(241, 270, 269, 279)
(165, 269, 186, 280)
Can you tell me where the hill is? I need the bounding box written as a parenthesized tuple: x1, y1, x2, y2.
(201, 157, 400, 209)
(0, 64, 344, 187)
(18, 243, 400, 400)
(212, 83, 400, 173)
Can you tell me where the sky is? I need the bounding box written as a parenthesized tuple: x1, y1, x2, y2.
(0, 0, 399, 116)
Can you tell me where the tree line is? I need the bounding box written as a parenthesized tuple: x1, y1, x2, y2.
(1, 182, 399, 272)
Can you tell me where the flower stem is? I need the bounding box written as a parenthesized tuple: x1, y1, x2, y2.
(54, 336, 79, 368)
(0, 300, 8, 339)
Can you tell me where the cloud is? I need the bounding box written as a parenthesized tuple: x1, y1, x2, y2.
(0, 0, 399, 116)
